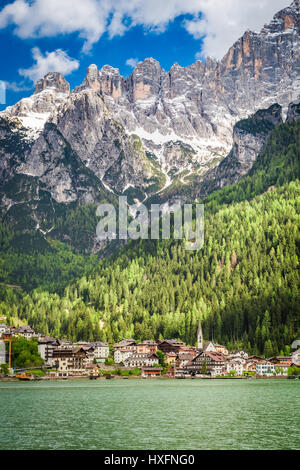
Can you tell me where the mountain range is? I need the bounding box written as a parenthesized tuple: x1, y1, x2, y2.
(0, 1, 299, 246)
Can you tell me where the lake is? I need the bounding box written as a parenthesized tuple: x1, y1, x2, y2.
(0, 378, 299, 450)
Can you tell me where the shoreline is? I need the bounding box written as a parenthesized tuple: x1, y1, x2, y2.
(0, 375, 290, 383)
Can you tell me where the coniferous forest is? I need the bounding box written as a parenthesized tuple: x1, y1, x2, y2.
(0, 121, 299, 356)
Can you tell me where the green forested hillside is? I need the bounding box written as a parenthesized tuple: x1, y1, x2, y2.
(203, 120, 300, 210)
(0, 121, 299, 355)
(1, 180, 299, 355)
(0, 227, 98, 292)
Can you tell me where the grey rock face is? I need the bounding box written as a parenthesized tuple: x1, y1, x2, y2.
(232, 104, 283, 173)
(53, 89, 163, 197)
(286, 98, 300, 122)
(1, 73, 70, 139)
(74, 1, 300, 190)
(34, 72, 70, 95)
(0, 0, 299, 218)
(197, 104, 283, 196)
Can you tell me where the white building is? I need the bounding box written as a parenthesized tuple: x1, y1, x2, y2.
(114, 340, 136, 352)
(38, 337, 60, 365)
(0, 324, 7, 338)
(292, 348, 300, 365)
(123, 353, 159, 368)
(256, 361, 275, 376)
(226, 358, 246, 376)
(114, 348, 133, 364)
(229, 351, 249, 360)
(92, 342, 109, 359)
(13, 326, 35, 340)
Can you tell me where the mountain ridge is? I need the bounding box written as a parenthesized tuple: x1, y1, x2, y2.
(0, 1, 299, 246)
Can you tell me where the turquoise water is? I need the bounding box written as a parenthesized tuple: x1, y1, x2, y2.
(0, 379, 299, 450)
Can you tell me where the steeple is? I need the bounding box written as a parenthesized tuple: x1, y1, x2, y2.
(197, 319, 203, 350)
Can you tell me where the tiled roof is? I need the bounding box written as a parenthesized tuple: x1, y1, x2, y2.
(179, 354, 194, 361)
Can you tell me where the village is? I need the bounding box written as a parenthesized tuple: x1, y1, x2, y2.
(1, 321, 300, 380)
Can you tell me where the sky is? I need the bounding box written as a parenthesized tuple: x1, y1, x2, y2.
(0, 0, 291, 109)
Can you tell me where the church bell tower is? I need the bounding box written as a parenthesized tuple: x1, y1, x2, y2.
(197, 319, 203, 350)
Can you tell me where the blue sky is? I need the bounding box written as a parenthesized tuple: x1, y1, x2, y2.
(0, 0, 290, 109)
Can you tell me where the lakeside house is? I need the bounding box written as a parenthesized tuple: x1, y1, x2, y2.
(114, 339, 137, 351)
(52, 347, 90, 376)
(226, 358, 246, 376)
(177, 353, 195, 369)
(165, 352, 177, 366)
(256, 361, 276, 376)
(136, 341, 158, 354)
(187, 351, 226, 377)
(141, 367, 163, 377)
(268, 356, 292, 367)
(38, 337, 61, 365)
(157, 340, 185, 354)
(114, 348, 134, 364)
(123, 353, 159, 368)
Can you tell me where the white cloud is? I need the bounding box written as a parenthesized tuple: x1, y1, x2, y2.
(0, 0, 291, 58)
(19, 48, 79, 83)
(184, 0, 290, 59)
(0, 0, 110, 53)
(126, 58, 139, 68)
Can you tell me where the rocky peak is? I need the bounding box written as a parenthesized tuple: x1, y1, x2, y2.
(129, 58, 162, 101)
(86, 64, 100, 80)
(77, 64, 124, 100)
(99, 65, 124, 100)
(170, 62, 182, 72)
(260, 0, 299, 35)
(100, 65, 121, 76)
(82, 64, 101, 92)
(34, 72, 70, 95)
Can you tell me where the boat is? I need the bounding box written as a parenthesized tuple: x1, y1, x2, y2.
(16, 372, 35, 381)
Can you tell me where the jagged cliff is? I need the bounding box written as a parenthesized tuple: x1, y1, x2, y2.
(0, 1, 299, 234)
(198, 104, 284, 196)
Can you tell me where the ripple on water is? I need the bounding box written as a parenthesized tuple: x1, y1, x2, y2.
(0, 379, 299, 450)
